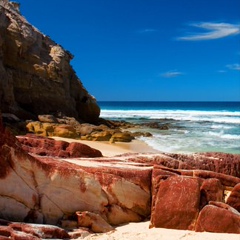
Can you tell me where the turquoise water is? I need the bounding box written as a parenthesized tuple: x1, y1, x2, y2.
(98, 101, 240, 154)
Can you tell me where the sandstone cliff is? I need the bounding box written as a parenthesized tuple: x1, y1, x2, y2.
(0, 0, 100, 123)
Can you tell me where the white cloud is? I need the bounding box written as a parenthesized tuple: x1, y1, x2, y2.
(226, 64, 240, 71)
(161, 70, 183, 78)
(218, 70, 226, 73)
(178, 22, 240, 41)
(138, 28, 158, 33)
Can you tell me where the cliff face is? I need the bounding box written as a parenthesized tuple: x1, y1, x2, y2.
(0, 0, 100, 123)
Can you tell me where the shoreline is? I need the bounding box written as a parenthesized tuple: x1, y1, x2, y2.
(51, 137, 160, 157)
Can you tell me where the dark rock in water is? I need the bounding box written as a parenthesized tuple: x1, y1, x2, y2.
(0, 0, 100, 123)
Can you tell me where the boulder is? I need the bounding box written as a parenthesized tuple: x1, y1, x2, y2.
(195, 201, 240, 233)
(200, 178, 224, 208)
(17, 134, 103, 158)
(150, 175, 201, 230)
(90, 130, 113, 141)
(26, 121, 79, 138)
(0, 119, 151, 226)
(0, 0, 100, 122)
(0, 220, 70, 239)
(38, 115, 58, 123)
(53, 124, 79, 138)
(110, 131, 135, 143)
(150, 165, 240, 231)
(226, 183, 240, 212)
(76, 211, 114, 233)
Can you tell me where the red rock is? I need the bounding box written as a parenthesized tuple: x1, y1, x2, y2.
(166, 152, 240, 178)
(17, 134, 103, 158)
(195, 201, 240, 233)
(150, 175, 201, 230)
(1, 117, 151, 226)
(226, 183, 240, 212)
(200, 178, 224, 208)
(66, 141, 102, 158)
(128, 152, 240, 177)
(0, 222, 70, 239)
(193, 169, 240, 187)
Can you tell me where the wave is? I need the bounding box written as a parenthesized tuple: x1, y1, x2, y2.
(100, 109, 240, 124)
(207, 131, 240, 140)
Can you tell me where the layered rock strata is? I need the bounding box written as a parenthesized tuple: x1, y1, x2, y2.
(0, 0, 100, 122)
(0, 116, 240, 236)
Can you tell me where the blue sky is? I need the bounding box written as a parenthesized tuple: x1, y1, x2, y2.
(19, 0, 240, 101)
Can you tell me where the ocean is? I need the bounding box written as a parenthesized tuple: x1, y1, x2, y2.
(98, 101, 240, 154)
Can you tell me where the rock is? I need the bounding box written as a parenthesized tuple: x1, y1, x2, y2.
(38, 115, 58, 123)
(26, 121, 79, 138)
(76, 211, 114, 233)
(0, 220, 70, 239)
(90, 130, 113, 141)
(150, 165, 240, 231)
(0, 118, 151, 226)
(17, 134, 103, 158)
(1, 113, 240, 234)
(110, 131, 135, 143)
(165, 152, 240, 178)
(0, 0, 100, 123)
(53, 124, 79, 138)
(126, 152, 240, 178)
(226, 183, 240, 212)
(150, 175, 201, 230)
(131, 131, 152, 137)
(200, 178, 224, 208)
(77, 123, 99, 136)
(195, 201, 240, 233)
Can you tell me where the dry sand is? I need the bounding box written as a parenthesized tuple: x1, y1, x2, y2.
(83, 221, 240, 240)
(51, 137, 159, 157)
(51, 137, 240, 240)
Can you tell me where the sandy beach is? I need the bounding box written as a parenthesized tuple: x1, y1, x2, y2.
(51, 137, 160, 157)
(50, 137, 240, 240)
(83, 221, 240, 240)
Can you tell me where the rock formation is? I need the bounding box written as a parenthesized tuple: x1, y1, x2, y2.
(0, 115, 152, 229)
(0, 0, 100, 123)
(1, 114, 240, 236)
(17, 134, 103, 158)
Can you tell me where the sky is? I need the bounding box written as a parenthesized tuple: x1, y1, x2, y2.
(18, 0, 240, 101)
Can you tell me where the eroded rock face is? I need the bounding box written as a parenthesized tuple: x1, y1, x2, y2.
(126, 152, 240, 178)
(0, 0, 100, 122)
(0, 117, 151, 226)
(17, 134, 103, 158)
(1, 113, 240, 234)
